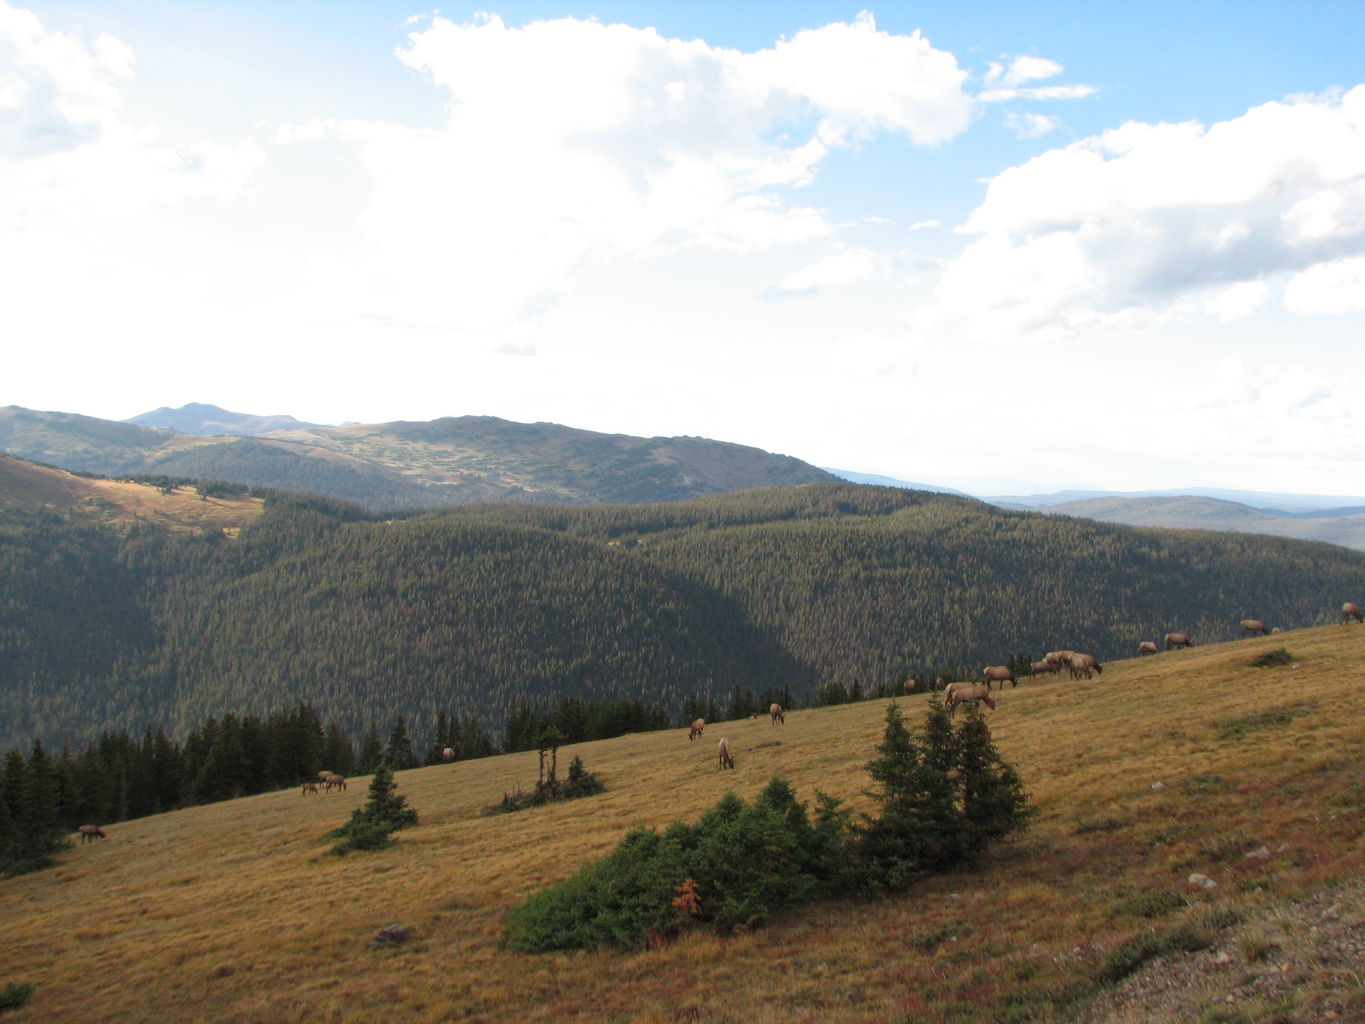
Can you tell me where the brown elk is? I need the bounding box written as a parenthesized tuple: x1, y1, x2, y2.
(301, 782, 319, 795)
(982, 665, 1016, 690)
(1138, 640, 1158, 656)
(944, 682, 996, 717)
(1164, 632, 1193, 649)
(1343, 602, 1363, 624)
(717, 737, 735, 770)
(1067, 653, 1103, 679)
(689, 718, 705, 741)
(902, 678, 918, 694)
(78, 825, 107, 843)
(1241, 619, 1271, 636)
(323, 774, 347, 792)
(442, 747, 456, 763)
(770, 703, 785, 725)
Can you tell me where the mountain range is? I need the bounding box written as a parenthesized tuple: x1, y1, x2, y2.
(0, 404, 835, 511)
(6, 402, 1365, 550)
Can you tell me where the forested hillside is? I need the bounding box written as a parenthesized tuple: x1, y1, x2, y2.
(4, 481, 1364, 753)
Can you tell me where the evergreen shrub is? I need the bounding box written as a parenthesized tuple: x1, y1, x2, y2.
(328, 765, 417, 855)
(503, 700, 1032, 953)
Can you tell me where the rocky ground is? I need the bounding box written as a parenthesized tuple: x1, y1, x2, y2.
(1076, 877, 1365, 1023)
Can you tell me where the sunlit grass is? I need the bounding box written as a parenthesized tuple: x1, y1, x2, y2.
(2, 626, 1362, 1022)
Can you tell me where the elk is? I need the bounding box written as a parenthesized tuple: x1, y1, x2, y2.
(944, 682, 996, 717)
(301, 782, 319, 795)
(1164, 632, 1193, 650)
(323, 774, 347, 792)
(717, 737, 735, 770)
(442, 747, 456, 763)
(770, 703, 785, 725)
(689, 719, 705, 741)
(78, 825, 107, 843)
(1138, 641, 1158, 656)
(1068, 653, 1103, 679)
(982, 665, 1016, 690)
(1343, 602, 1363, 624)
(1241, 619, 1271, 636)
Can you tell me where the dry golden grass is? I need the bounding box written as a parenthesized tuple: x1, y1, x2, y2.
(0, 457, 262, 534)
(3, 626, 1363, 1023)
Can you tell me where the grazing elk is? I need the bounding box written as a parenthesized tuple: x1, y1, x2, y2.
(717, 737, 735, 770)
(442, 747, 456, 763)
(1164, 632, 1193, 650)
(982, 665, 1016, 690)
(323, 774, 347, 792)
(1241, 619, 1271, 636)
(944, 682, 996, 717)
(1067, 653, 1103, 679)
(1343, 602, 1363, 624)
(301, 782, 319, 795)
(1138, 641, 1158, 656)
(78, 825, 107, 843)
(689, 718, 705, 741)
(770, 703, 785, 725)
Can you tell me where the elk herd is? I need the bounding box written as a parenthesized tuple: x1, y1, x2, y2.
(302, 771, 347, 794)
(688, 600, 1363, 769)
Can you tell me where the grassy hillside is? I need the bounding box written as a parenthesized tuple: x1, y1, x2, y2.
(3, 626, 1362, 1023)
(0, 455, 263, 533)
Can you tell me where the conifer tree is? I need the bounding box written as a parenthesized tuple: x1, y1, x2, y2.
(329, 763, 417, 853)
(384, 718, 418, 771)
(357, 722, 383, 774)
(955, 710, 1032, 854)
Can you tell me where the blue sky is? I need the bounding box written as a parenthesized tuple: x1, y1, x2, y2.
(4, 1, 1365, 494)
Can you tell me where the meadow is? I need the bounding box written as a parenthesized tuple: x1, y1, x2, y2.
(2, 626, 1363, 1023)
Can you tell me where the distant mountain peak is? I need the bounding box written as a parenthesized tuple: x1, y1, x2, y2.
(124, 404, 324, 437)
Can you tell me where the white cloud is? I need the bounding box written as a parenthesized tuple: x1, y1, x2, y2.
(0, 1, 132, 157)
(1284, 256, 1365, 314)
(926, 84, 1365, 341)
(776, 246, 888, 293)
(1004, 111, 1060, 138)
(979, 54, 1095, 103)
(0, 2, 262, 231)
(271, 11, 979, 332)
(1205, 280, 1269, 321)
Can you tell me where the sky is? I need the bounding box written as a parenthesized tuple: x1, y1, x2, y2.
(3, 2, 1365, 496)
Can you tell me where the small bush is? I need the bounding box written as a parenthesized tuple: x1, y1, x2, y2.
(1096, 925, 1213, 986)
(1250, 648, 1294, 668)
(1218, 704, 1311, 738)
(487, 755, 605, 814)
(0, 983, 34, 1013)
(1112, 890, 1188, 919)
(501, 778, 851, 952)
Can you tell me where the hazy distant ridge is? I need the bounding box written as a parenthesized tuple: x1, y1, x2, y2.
(1043, 495, 1365, 552)
(124, 402, 322, 436)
